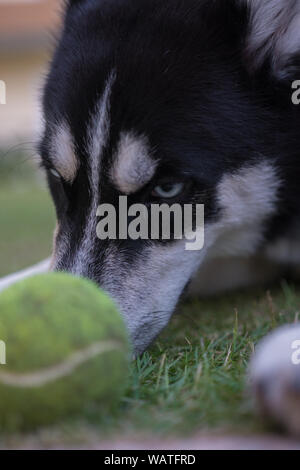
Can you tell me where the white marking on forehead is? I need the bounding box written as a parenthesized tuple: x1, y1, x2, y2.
(70, 72, 115, 275)
(50, 121, 78, 182)
(87, 71, 116, 182)
(111, 132, 157, 194)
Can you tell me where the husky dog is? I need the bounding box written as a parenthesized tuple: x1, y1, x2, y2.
(1, 0, 300, 433)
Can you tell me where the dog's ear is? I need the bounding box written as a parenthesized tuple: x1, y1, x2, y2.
(245, 0, 300, 80)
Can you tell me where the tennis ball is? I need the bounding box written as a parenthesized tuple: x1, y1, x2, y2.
(0, 272, 130, 431)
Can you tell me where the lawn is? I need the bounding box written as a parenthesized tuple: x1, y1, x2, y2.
(0, 150, 55, 277)
(0, 150, 299, 446)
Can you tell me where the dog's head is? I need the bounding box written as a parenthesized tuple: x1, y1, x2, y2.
(39, 0, 300, 354)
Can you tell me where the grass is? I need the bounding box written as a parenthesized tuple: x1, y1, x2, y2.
(80, 284, 296, 440)
(0, 150, 55, 277)
(0, 150, 299, 444)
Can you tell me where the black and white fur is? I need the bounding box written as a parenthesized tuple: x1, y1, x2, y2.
(1, 0, 300, 433)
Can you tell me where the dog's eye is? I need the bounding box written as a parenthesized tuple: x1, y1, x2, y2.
(152, 182, 184, 199)
(49, 168, 61, 179)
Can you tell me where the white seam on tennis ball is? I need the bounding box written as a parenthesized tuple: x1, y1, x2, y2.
(0, 341, 123, 388)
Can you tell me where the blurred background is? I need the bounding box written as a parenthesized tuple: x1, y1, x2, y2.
(0, 0, 62, 277)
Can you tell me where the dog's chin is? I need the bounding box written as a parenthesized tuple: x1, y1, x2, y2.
(101, 297, 173, 357)
(129, 317, 170, 357)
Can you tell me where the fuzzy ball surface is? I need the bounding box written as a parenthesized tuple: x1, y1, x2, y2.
(0, 272, 130, 431)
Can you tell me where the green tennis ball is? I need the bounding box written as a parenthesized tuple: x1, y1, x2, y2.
(0, 272, 130, 431)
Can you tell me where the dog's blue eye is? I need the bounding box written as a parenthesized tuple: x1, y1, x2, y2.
(49, 168, 61, 179)
(152, 182, 184, 199)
